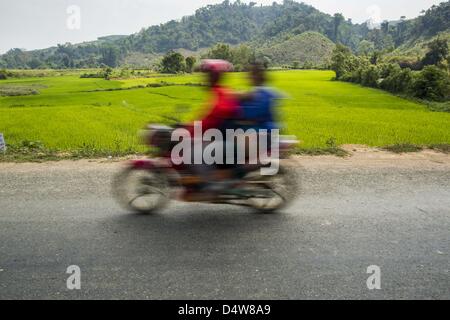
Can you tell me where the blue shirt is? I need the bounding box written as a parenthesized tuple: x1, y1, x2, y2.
(240, 86, 280, 130)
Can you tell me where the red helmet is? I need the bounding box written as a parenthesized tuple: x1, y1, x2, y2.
(200, 59, 233, 73)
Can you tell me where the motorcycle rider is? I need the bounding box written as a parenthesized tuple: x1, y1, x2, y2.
(182, 59, 240, 201)
(198, 59, 239, 133)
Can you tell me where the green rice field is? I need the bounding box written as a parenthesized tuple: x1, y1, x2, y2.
(1, 70, 449, 158)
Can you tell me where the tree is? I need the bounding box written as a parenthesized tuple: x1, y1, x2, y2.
(370, 51, 382, 65)
(28, 58, 44, 69)
(333, 13, 345, 43)
(358, 40, 375, 56)
(381, 20, 389, 35)
(207, 43, 233, 61)
(185, 56, 196, 73)
(331, 44, 355, 79)
(101, 45, 120, 67)
(395, 16, 407, 45)
(230, 44, 254, 71)
(367, 28, 394, 51)
(61, 54, 73, 68)
(422, 38, 449, 67)
(260, 56, 271, 69)
(161, 51, 186, 73)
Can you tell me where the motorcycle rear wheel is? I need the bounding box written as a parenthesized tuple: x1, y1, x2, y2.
(246, 165, 300, 213)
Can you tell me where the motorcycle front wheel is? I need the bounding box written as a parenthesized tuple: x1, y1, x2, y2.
(112, 167, 170, 214)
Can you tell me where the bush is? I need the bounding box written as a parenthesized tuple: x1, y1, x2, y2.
(0, 69, 7, 80)
(80, 73, 104, 79)
(330, 43, 449, 103)
(341, 68, 362, 83)
(427, 101, 450, 112)
(379, 63, 398, 79)
(388, 56, 423, 71)
(340, 72, 353, 82)
(412, 65, 450, 101)
(349, 60, 372, 83)
(361, 65, 380, 88)
(384, 143, 423, 153)
(399, 59, 423, 71)
(303, 61, 314, 69)
(380, 66, 414, 94)
(0, 85, 41, 96)
(118, 68, 131, 78)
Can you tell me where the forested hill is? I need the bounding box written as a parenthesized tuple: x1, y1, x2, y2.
(125, 0, 349, 52)
(1, 0, 449, 69)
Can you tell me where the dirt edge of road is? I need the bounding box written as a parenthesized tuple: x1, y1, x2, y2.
(0, 145, 449, 172)
(294, 144, 450, 169)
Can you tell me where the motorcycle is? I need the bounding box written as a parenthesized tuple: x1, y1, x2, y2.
(112, 123, 300, 214)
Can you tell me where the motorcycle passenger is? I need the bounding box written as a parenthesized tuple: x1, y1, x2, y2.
(231, 63, 282, 179)
(238, 62, 281, 132)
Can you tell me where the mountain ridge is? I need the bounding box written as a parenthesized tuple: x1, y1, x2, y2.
(0, 0, 448, 69)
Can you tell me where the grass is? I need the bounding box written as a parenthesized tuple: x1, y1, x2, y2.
(0, 140, 141, 162)
(0, 83, 47, 96)
(429, 144, 450, 154)
(383, 143, 424, 153)
(295, 137, 349, 157)
(1, 69, 449, 161)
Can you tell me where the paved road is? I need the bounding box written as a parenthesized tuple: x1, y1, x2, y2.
(0, 159, 449, 299)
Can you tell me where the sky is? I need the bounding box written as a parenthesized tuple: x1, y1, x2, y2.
(0, 0, 444, 54)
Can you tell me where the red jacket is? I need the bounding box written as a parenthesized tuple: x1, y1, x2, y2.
(200, 86, 239, 132)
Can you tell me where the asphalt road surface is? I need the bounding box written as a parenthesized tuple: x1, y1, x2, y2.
(0, 155, 449, 300)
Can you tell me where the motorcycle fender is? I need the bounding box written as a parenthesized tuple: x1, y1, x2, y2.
(129, 159, 159, 170)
